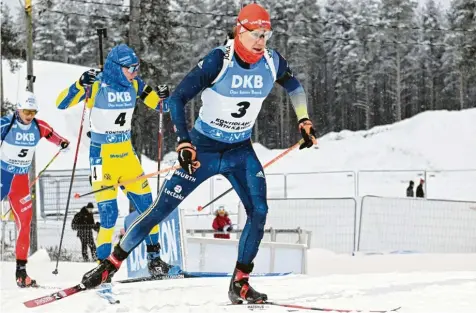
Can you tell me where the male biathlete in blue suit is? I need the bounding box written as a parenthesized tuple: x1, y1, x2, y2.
(81, 3, 317, 304)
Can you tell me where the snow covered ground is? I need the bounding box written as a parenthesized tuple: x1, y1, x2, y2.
(1, 249, 475, 313)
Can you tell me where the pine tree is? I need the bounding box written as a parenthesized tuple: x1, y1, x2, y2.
(285, 0, 324, 141)
(378, 0, 418, 122)
(266, 0, 297, 147)
(87, 0, 128, 57)
(1, 3, 24, 70)
(33, 0, 68, 62)
(56, 1, 91, 66)
(205, 0, 237, 48)
(352, 0, 381, 130)
(441, 0, 476, 110)
(131, 0, 176, 159)
(416, 0, 445, 111)
(169, 0, 210, 131)
(322, 0, 358, 131)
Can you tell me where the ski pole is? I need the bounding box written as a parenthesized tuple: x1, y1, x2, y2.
(53, 28, 108, 275)
(74, 164, 182, 199)
(157, 97, 164, 193)
(52, 87, 89, 275)
(29, 149, 62, 188)
(197, 138, 306, 212)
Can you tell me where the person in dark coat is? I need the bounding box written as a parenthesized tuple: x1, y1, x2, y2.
(416, 179, 425, 198)
(406, 181, 414, 197)
(212, 207, 233, 239)
(72, 202, 99, 261)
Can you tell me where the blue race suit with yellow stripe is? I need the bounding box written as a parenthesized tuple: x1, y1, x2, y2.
(118, 39, 310, 266)
(56, 45, 165, 261)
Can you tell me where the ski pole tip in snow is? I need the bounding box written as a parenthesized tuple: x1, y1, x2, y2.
(197, 205, 203, 212)
(73, 193, 80, 199)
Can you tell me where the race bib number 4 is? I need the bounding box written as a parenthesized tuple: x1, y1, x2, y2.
(90, 157, 103, 182)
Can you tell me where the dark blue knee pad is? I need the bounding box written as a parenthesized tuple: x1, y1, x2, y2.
(97, 200, 119, 228)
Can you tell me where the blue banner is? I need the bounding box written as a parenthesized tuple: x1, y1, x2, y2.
(125, 207, 184, 278)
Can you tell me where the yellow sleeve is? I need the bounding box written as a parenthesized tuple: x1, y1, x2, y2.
(133, 79, 161, 111)
(87, 81, 100, 109)
(56, 81, 99, 110)
(143, 89, 161, 110)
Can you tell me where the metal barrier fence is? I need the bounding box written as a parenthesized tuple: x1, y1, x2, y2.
(37, 168, 476, 217)
(0, 220, 107, 262)
(357, 195, 476, 253)
(23, 167, 476, 261)
(4, 194, 476, 261)
(238, 198, 357, 254)
(0, 220, 17, 261)
(36, 222, 103, 262)
(39, 169, 96, 219)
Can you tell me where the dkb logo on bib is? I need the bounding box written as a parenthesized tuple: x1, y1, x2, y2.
(16, 133, 35, 141)
(231, 75, 263, 89)
(108, 92, 132, 102)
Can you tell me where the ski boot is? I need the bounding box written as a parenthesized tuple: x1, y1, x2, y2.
(16, 260, 38, 288)
(147, 244, 173, 277)
(228, 262, 267, 304)
(81, 246, 128, 289)
(94, 259, 112, 283)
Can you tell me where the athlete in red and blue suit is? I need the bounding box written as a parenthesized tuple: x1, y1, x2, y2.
(1, 91, 69, 287)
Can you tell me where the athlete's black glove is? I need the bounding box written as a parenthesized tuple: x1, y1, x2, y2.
(176, 141, 200, 175)
(156, 85, 170, 99)
(298, 118, 317, 149)
(60, 140, 70, 150)
(79, 69, 98, 86)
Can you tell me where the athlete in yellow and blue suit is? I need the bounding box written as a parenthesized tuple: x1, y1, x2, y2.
(56, 44, 171, 276)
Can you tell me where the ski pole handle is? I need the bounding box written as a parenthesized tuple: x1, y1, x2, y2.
(74, 164, 181, 199)
(197, 139, 305, 212)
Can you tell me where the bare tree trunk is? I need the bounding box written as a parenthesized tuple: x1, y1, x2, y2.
(365, 75, 370, 130)
(129, 1, 140, 48)
(459, 70, 464, 110)
(395, 48, 402, 121)
(341, 98, 345, 130)
(429, 70, 434, 111)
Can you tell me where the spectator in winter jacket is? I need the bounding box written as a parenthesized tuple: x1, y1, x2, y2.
(212, 207, 233, 239)
(416, 179, 425, 198)
(406, 181, 414, 197)
(71, 202, 99, 261)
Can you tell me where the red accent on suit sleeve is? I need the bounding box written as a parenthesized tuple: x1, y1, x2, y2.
(36, 119, 66, 146)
